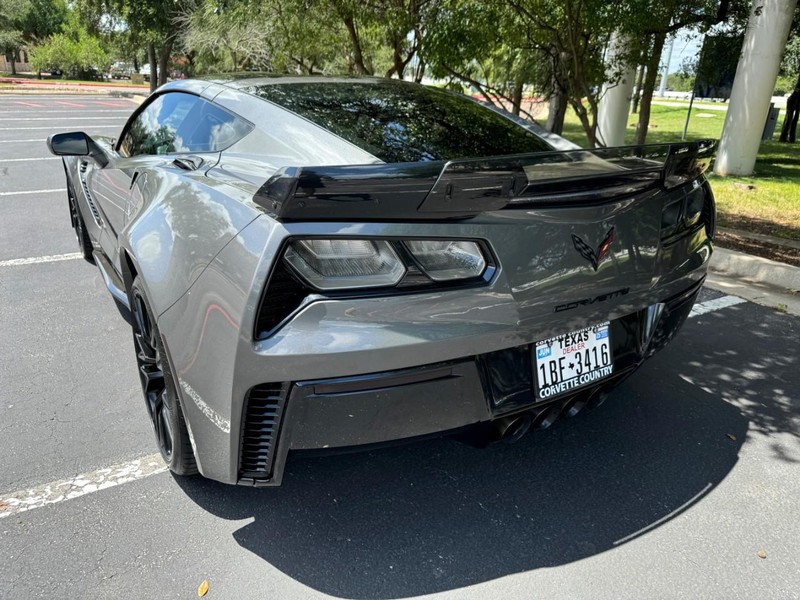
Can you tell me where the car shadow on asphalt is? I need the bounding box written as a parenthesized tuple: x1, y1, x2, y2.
(175, 348, 750, 599)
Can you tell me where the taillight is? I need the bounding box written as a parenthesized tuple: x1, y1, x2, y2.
(254, 238, 496, 339)
(660, 178, 715, 241)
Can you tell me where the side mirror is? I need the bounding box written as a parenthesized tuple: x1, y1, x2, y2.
(47, 131, 90, 156)
(46, 131, 109, 168)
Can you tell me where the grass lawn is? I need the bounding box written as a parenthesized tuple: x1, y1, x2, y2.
(559, 103, 800, 242)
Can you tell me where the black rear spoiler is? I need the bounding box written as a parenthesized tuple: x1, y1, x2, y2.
(254, 139, 716, 222)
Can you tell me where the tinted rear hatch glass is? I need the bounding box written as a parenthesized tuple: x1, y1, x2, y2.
(246, 81, 552, 162)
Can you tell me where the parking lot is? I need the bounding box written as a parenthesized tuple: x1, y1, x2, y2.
(1, 95, 799, 599)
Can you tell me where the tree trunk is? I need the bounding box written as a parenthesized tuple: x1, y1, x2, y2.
(9, 52, 16, 75)
(546, 86, 567, 134)
(184, 51, 195, 78)
(157, 36, 174, 88)
(343, 16, 370, 75)
(147, 42, 157, 93)
(571, 98, 598, 147)
(414, 59, 425, 83)
(634, 31, 667, 145)
(631, 63, 645, 114)
(512, 77, 524, 116)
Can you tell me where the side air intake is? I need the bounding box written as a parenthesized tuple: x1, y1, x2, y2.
(239, 383, 288, 482)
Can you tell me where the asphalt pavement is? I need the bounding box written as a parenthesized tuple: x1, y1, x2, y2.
(1, 96, 798, 600)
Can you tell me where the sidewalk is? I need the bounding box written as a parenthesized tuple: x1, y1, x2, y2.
(708, 233, 800, 316)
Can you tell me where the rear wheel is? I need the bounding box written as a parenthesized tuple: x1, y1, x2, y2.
(67, 183, 94, 264)
(130, 277, 197, 475)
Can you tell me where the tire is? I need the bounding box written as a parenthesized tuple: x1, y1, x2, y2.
(67, 182, 94, 264)
(130, 277, 197, 476)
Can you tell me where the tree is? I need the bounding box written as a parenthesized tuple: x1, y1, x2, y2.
(506, 0, 621, 146)
(29, 11, 109, 78)
(617, 0, 743, 145)
(21, 0, 68, 76)
(21, 0, 67, 44)
(180, 0, 272, 71)
(79, 0, 192, 90)
(0, 0, 29, 75)
(422, 2, 543, 121)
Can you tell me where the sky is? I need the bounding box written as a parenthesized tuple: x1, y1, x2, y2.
(663, 30, 704, 74)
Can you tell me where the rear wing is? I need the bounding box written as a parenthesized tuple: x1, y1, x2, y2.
(254, 139, 716, 222)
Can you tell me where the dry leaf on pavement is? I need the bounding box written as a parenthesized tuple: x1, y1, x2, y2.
(198, 580, 209, 597)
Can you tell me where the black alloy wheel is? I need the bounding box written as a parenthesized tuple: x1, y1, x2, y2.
(68, 183, 94, 264)
(130, 277, 197, 475)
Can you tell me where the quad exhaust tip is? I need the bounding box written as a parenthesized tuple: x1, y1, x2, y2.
(490, 388, 607, 444)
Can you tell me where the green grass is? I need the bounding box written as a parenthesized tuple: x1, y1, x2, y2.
(559, 103, 800, 241)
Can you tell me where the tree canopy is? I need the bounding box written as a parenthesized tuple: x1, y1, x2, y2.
(8, 0, 798, 146)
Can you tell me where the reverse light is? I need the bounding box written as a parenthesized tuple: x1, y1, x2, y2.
(284, 239, 406, 290)
(404, 240, 486, 281)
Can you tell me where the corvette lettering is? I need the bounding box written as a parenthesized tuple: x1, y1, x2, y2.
(554, 287, 630, 313)
(538, 366, 614, 399)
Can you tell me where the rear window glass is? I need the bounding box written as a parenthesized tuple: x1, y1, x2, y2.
(247, 81, 552, 163)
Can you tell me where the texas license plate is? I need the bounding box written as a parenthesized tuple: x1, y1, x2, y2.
(534, 322, 613, 400)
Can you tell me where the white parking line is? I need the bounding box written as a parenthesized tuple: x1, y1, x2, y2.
(0, 117, 126, 121)
(0, 157, 59, 163)
(0, 110, 129, 115)
(0, 454, 166, 519)
(0, 253, 82, 267)
(0, 188, 66, 196)
(0, 139, 50, 143)
(0, 125, 119, 130)
(688, 295, 746, 317)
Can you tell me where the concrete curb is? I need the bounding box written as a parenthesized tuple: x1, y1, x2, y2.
(718, 226, 800, 251)
(710, 246, 800, 292)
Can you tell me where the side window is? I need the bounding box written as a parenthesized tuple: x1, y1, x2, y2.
(174, 101, 253, 153)
(120, 92, 253, 157)
(120, 93, 198, 157)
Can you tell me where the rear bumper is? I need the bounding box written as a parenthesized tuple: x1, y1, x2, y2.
(238, 277, 703, 487)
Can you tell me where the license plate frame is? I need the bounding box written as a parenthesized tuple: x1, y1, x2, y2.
(533, 322, 613, 400)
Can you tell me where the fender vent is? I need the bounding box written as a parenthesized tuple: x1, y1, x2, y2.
(239, 383, 288, 481)
(79, 162, 103, 225)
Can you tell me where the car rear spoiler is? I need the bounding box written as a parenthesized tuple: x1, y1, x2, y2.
(254, 139, 716, 222)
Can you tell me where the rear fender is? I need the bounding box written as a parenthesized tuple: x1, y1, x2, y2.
(120, 167, 261, 318)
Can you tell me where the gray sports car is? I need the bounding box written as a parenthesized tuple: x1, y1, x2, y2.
(47, 77, 716, 486)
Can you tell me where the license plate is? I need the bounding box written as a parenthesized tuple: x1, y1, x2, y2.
(534, 322, 613, 400)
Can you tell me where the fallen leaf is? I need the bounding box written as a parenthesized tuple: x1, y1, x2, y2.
(726, 433, 737, 441)
(0, 501, 8, 511)
(198, 580, 209, 597)
(756, 550, 767, 559)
